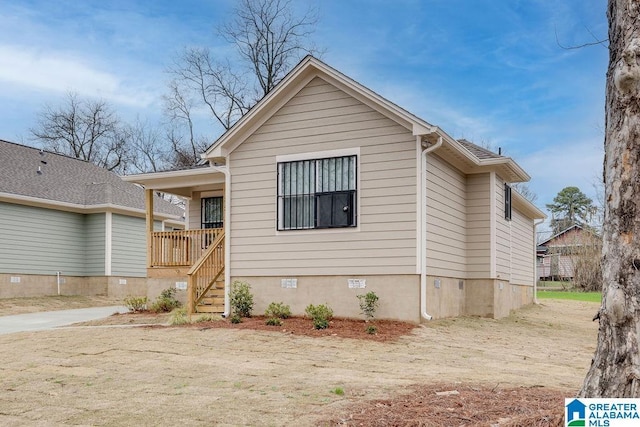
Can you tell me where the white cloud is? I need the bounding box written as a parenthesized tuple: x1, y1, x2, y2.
(518, 140, 603, 211)
(0, 44, 155, 108)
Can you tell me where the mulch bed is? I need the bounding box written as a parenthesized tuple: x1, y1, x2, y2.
(327, 383, 568, 426)
(179, 315, 418, 342)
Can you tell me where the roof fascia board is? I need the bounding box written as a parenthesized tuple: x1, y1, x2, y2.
(123, 168, 225, 190)
(441, 137, 530, 182)
(512, 190, 546, 219)
(0, 192, 179, 220)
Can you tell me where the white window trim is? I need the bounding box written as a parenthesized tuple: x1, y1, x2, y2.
(275, 147, 361, 235)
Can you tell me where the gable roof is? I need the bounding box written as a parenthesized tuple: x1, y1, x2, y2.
(0, 140, 182, 219)
(203, 55, 530, 183)
(538, 224, 591, 246)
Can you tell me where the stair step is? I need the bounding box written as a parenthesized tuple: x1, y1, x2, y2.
(200, 297, 224, 305)
(195, 305, 224, 313)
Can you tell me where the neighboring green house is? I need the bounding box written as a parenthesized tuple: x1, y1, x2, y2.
(0, 140, 183, 298)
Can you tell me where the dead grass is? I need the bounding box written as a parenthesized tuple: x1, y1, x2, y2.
(0, 299, 597, 426)
(0, 295, 121, 316)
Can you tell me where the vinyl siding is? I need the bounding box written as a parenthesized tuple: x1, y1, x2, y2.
(495, 177, 512, 280)
(466, 173, 491, 278)
(229, 77, 417, 276)
(425, 154, 466, 277)
(510, 207, 535, 285)
(111, 214, 146, 277)
(0, 202, 87, 275)
(84, 213, 105, 276)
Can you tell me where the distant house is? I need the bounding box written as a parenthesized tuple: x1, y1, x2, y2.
(0, 140, 183, 298)
(125, 56, 545, 322)
(537, 225, 595, 280)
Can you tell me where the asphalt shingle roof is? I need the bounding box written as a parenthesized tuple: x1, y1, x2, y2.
(457, 139, 503, 160)
(0, 140, 182, 217)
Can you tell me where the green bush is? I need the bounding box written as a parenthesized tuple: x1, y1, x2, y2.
(150, 288, 181, 313)
(305, 303, 334, 330)
(123, 295, 148, 313)
(264, 302, 291, 319)
(230, 313, 242, 324)
(365, 324, 378, 335)
(230, 281, 254, 317)
(357, 291, 379, 321)
(265, 317, 283, 326)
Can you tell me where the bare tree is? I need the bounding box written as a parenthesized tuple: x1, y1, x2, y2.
(30, 92, 129, 174)
(163, 80, 209, 168)
(126, 118, 171, 174)
(221, 0, 319, 99)
(166, 0, 319, 168)
(580, 0, 640, 397)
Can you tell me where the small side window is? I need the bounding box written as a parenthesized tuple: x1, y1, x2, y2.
(504, 183, 512, 221)
(202, 197, 223, 229)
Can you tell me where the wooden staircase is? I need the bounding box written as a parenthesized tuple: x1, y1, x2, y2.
(187, 231, 225, 315)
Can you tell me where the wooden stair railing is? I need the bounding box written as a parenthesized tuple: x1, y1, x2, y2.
(187, 230, 225, 315)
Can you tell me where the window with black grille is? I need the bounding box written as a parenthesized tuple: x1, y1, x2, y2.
(278, 155, 356, 230)
(202, 196, 223, 228)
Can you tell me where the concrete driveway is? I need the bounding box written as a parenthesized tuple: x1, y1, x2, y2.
(0, 306, 128, 335)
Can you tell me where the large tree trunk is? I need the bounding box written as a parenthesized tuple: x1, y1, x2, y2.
(580, 0, 640, 397)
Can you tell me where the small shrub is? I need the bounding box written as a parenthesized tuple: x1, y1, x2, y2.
(169, 307, 189, 325)
(331, 387, 345, 396)
(230, 313, 242, 324)
(365, 324, 378, 335)
(230, 281, 254, 318)
(123, 295, 148, 313)
(264, 302, 291, 319)
(357, 291, 379, 321)
(305, 303, 334, 330)
(149, 288, 181, 313)
(265, 317, 283, 326)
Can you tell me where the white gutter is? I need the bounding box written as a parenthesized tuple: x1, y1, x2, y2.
(212, 164, 232, 318)
(533, 218, 545, 304)
(419, 132, 443, 321)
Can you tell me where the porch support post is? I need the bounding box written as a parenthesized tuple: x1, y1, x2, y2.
(145, 189, 154, 268)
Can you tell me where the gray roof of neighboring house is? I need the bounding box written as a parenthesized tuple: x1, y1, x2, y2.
(457, 139, 503, 160)
(0, 140, 183, 217)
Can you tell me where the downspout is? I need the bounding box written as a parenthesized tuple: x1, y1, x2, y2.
(213, 163, 232, 318)
(533, 219, 545, 305)
(419, 132, 443, 321)
(56, 271, 62, 296)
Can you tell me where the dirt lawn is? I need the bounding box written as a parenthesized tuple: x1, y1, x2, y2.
(0, 299, 598, 426)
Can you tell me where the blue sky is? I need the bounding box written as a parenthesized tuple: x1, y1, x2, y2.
(0, 0, 608, 230)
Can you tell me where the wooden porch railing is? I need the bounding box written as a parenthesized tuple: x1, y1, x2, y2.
(187, 231, 225, 315)
(150, 228, 222, 267)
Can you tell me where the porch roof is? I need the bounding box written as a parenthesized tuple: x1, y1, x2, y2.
(123, 166, 225, 198)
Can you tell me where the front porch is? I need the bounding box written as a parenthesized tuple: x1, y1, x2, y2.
(148, 227, 225, 314)
(125, 166, 227, 315)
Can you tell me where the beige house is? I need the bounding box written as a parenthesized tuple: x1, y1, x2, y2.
(126, 56, 545, 322)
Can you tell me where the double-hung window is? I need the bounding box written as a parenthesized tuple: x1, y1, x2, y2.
(278, 155, 357, 230)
